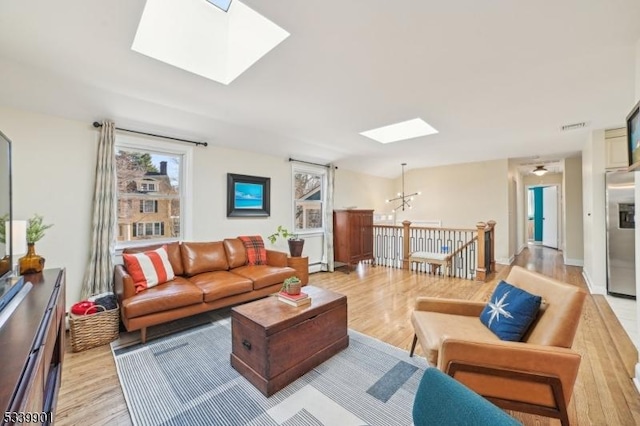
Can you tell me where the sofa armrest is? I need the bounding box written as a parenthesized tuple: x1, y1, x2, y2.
(114, 264, 136, 306)
(415, 297, 486, 316)
(266, 249, 288, 267)
(438, 338, 581, 405)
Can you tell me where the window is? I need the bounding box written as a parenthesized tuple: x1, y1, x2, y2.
(293, 166, 325, 233)
(115, 135, 193, 247)
(139, 181, 157, 192)
(133, 222, 165, 237)
(140, 200, 158, 213)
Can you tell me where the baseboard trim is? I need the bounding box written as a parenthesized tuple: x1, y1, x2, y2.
(517, 244, 527, 255)
(564, 258, 584, 267)
(634, 364, 640, 394)
(582, 271, 606, 294)
(496, 258, 511, 265)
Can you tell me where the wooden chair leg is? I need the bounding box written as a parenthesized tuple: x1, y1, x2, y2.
(410, 334, 418, 357)
(140, 327, 147, 344)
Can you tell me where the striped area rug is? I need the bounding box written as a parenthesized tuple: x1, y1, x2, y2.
(112, 314, 428, 426)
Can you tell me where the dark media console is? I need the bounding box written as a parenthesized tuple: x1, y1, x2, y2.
(0, 269, 65, 426)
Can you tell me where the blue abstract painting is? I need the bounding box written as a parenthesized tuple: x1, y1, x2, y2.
(234, 182, 263, 209)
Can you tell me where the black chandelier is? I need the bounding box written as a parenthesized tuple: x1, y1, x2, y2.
(385, 163, 420, 212)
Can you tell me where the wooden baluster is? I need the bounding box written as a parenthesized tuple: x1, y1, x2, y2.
(487, 220, 496, 274)
(402, 220, 411, 270)
(476, 221, 487, 281)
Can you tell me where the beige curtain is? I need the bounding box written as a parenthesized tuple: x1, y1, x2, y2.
(81, 121, 117, 298)
(322, 164, 336, 272)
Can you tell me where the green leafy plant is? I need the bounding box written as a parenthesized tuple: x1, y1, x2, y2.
(281, 276, 301, 293)
(267, 225, 298, 244)
(26, 214, 53, 244)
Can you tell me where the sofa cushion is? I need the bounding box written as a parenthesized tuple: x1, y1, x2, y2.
(480, 280, 542, 341)
(223, 238, 247, 269)
(181, 241, 229, 276)
(122, 276, 204, 319)
(411, 310, 499, 365)
(238, 235, 267, 265)
(189, 271, 253, 302)
(123, 241, 184, 276)
(122, 245, 175, 293)
(232, 265, 297, 290)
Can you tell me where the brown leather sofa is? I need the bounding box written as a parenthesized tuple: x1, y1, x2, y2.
(114, 238, 297, 343)
(409, 266, 586, 426)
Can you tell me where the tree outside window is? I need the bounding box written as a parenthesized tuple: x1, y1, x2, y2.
(294, 170, 324, 232)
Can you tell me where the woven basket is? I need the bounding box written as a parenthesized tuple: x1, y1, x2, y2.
(69, 305, 120, 352)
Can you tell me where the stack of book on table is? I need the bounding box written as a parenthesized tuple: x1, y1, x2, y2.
(278, 291, 311, 307)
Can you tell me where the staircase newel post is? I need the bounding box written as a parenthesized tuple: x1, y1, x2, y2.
(488, 220, 496, 274)
(402, 220, 411, 270)
(476, 222, 487, 281)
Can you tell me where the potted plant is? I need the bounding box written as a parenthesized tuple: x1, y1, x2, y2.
(19, 214, 53, 274)
(267, 225, 304, 257)
(281, 276, 302, 295)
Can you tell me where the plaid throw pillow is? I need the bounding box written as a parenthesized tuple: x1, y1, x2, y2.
(238, 235, 267, 266)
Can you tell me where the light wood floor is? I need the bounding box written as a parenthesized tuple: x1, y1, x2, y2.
(56, 246, 640, 425)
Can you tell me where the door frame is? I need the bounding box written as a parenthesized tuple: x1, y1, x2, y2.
(525, 183, 563, 251)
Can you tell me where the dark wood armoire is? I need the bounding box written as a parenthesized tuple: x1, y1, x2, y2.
(333, 209, 375, 270)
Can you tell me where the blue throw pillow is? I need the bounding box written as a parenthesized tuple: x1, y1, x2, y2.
(480, 280, 542, 341)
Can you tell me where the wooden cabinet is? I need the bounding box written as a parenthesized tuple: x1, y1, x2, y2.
(605, 127, 628, 170)
(333, 209, 375, 270)
(1, 269, 65, 426)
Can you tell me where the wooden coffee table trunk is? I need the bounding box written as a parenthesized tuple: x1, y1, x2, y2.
(230, 286, 348, 396)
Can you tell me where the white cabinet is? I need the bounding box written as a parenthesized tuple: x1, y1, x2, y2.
(605, 128, 628, 170)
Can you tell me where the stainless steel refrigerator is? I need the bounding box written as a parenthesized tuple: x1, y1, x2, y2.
(605, 171, 636, 298)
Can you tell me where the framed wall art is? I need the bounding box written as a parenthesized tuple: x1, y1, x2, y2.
(627, 98, 640, 171)
(227, 173, 271, 217)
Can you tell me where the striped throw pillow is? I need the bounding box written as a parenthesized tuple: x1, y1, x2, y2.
(123, 245, 175, 293)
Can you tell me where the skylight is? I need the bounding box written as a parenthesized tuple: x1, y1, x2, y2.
(205, 0, 232, 12)
(131, 0, 289, 85)
(360, 118, 439, 144)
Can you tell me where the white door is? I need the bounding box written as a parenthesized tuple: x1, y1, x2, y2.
(542, 186, 558, 248)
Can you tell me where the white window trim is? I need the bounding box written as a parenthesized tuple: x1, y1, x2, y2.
(291, 164, 327, 236)
(115, 134, 193, 250)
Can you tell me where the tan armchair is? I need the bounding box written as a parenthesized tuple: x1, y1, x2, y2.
(410, 266, 587, 426)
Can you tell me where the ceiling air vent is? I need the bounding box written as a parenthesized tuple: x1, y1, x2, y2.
(561, 122, 587, 131)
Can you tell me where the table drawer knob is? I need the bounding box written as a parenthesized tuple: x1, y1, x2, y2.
(242, 339, 252, 350)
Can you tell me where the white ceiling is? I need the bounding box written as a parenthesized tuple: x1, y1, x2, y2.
(0, 0, 639, 178)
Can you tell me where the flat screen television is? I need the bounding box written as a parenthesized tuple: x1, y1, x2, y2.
(0, 130, 24, 313)
(627, 98, 640, 171)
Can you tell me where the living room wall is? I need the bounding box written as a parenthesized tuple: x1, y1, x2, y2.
(0, 106, 393, 309)
(387, 159, 511, 264)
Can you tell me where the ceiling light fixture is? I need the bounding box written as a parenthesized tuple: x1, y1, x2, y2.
(385, 163, 420, 212)
(532, 165, 548, 176)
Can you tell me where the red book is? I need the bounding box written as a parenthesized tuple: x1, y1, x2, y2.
(278, 291, 309, 301)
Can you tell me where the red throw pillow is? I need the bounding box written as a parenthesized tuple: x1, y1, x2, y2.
(122, 245, 175, 293)
(238, 236, 267, 266)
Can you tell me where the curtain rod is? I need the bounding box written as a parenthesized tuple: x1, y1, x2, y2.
(92, 122, 208, 147)
(288, 158, 337, 169)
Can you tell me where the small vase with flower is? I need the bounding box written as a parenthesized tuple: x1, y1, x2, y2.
(19, 214, 53, 275)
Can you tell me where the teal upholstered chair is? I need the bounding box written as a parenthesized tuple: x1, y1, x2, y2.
(413, 368, 521, 426)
